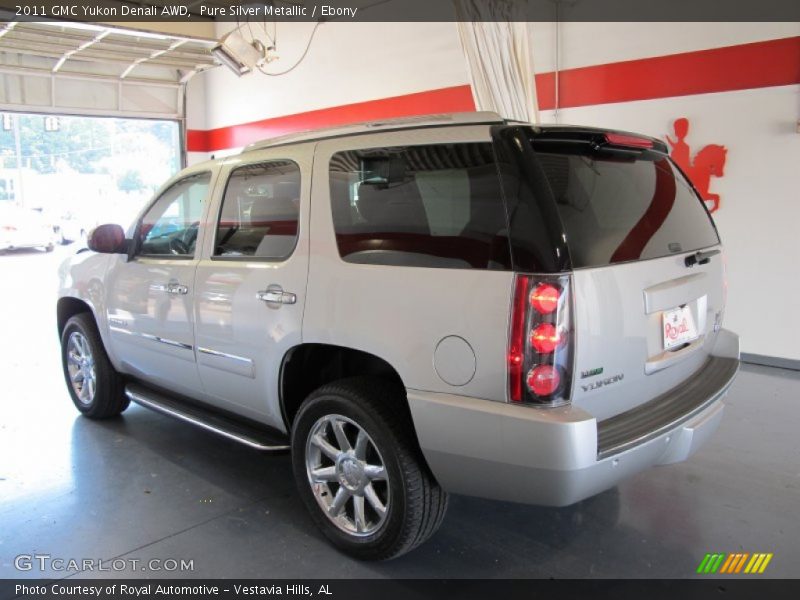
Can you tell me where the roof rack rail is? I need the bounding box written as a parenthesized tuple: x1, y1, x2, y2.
(242, 111, 506, 152)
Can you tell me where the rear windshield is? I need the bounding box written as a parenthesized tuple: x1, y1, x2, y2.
(532, 142, 719, 268)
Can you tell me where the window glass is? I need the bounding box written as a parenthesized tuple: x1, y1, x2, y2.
(139, 172, 210, 256)
(214, 160, 300, 259)
(329, 143, 510, 270)
(531, 147, 720, 267)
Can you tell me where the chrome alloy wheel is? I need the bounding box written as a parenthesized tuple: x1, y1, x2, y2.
(66, 331, 96, 405)
(305, 414, 390, 537)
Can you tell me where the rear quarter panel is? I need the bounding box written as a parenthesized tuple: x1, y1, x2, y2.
(304, 126, 513, 400)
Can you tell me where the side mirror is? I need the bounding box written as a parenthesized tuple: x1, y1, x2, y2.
(87, 224, 128, 254)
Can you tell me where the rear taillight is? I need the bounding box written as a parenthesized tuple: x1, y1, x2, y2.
(530, 283, 560, 314)
(527, 365, 561, 396)
(508, 273, 574, 407)
(1, 225, 16, 232)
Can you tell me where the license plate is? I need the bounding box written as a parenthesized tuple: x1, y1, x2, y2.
(662, 305, 698, 350)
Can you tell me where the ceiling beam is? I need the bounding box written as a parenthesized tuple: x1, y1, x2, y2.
(96, 20, 215, 40)
(0, 20, 16, 39)
(53, 30, 110, 73)
(120, 38, 186, 78)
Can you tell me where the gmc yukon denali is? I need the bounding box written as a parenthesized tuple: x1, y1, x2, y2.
(57, 112, 739, 559)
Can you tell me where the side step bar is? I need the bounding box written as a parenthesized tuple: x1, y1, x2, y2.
(125, 384, 290, 452)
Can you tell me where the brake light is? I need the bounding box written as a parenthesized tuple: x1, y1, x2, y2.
(508, 274, 574, 406)
(1, 225, 16, 232)
(604, 133, 653, 148)
(530, 283, 560, 314)
(529, 323, 561, 354)
(527, 365, 561, 396)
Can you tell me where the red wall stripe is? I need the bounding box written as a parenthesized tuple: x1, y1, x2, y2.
(535, 36, 800, 110)
(193, 86, 475, 153)
(187, 36, 800, 153)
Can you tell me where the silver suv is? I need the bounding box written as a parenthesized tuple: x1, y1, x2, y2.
(57, 112, 739, 559)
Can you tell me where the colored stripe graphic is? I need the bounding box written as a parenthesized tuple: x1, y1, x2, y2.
(759, 554, 774, 573)
(735, 553, 749, 573)
(710, 554, 725, 573)
(696, 554, 712, 574)
(720, 554, 737, 573)
(187, 36, 800, 153)
(697, 552, 773, 574)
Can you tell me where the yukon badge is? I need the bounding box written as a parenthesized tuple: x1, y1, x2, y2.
(581, 373, 624, 393)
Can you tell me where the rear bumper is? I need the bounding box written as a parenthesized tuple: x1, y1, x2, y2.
(407, 329, 739, 506)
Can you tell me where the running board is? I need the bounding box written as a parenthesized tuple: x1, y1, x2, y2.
(125, 384, 290, 452)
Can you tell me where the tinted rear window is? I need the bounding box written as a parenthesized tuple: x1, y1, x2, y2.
(329, 143, 511, 270)
(533, 144, 719, 268)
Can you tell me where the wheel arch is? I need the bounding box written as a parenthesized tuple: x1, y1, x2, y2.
(279, 343, 406, 430)
(57, 296, 94, 336)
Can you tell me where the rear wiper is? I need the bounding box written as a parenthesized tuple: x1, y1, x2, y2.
(685, 249, 720, 268)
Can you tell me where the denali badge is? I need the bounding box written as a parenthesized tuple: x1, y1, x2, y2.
(580, 367, 604, 379)
(581, 373, 624, 392)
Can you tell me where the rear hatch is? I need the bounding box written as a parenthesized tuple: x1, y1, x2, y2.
(494, 126, 726, 419)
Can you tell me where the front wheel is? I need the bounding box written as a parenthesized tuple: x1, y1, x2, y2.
(61, 313, 129, 419)
(291, 377, 448, 560)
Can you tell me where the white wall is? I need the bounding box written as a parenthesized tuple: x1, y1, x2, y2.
(188, 21, 800, 361)
(202, 21, 467, 129)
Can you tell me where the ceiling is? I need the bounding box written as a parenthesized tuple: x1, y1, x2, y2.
(0, 20, 217, 82)
(0, 16, 221, 119)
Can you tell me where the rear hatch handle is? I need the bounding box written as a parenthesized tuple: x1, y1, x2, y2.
(685, 249, 720, 268)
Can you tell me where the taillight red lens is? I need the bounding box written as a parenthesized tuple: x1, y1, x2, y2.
(527, 365, 561, 396)
(604, 133, 654, 148)
(529, 283, 560, 314)
(529, 323, 561, 354)
(508, 275, 530, 402)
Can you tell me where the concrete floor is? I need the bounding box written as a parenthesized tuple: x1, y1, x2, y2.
(0, 245, 798, 579)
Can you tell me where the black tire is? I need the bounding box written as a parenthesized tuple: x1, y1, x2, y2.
(291, 377, 448, 560)
(61, 312, 129, 419)
(45, 243, 54, 252)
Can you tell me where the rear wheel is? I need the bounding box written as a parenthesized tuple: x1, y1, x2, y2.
(291, 377, 448, 560)
(61, 313, 129, 419)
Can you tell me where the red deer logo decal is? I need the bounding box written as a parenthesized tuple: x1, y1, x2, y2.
(666, 118, 727, 213)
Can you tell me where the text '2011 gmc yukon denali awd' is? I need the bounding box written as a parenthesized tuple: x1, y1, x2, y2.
(57, 112, 739, 559)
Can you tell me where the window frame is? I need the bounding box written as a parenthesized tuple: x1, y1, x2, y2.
(134, 170, 213, 261)
(210, 158, 302, 263)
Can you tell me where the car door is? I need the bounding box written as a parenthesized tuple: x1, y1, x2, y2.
(105, 169, 215, 399)
(193, 147, 311, 428)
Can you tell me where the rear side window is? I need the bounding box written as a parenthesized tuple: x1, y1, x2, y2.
(214, 160, 300, 260)
(533, 145, 720, 268)
(329, 143, 511, 270)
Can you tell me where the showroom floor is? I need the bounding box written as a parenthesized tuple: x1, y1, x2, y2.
(1, 245, 798, 579)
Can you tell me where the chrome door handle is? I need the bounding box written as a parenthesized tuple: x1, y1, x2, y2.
(166, 283, 189, 295)
(257, 289, 296, 305)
